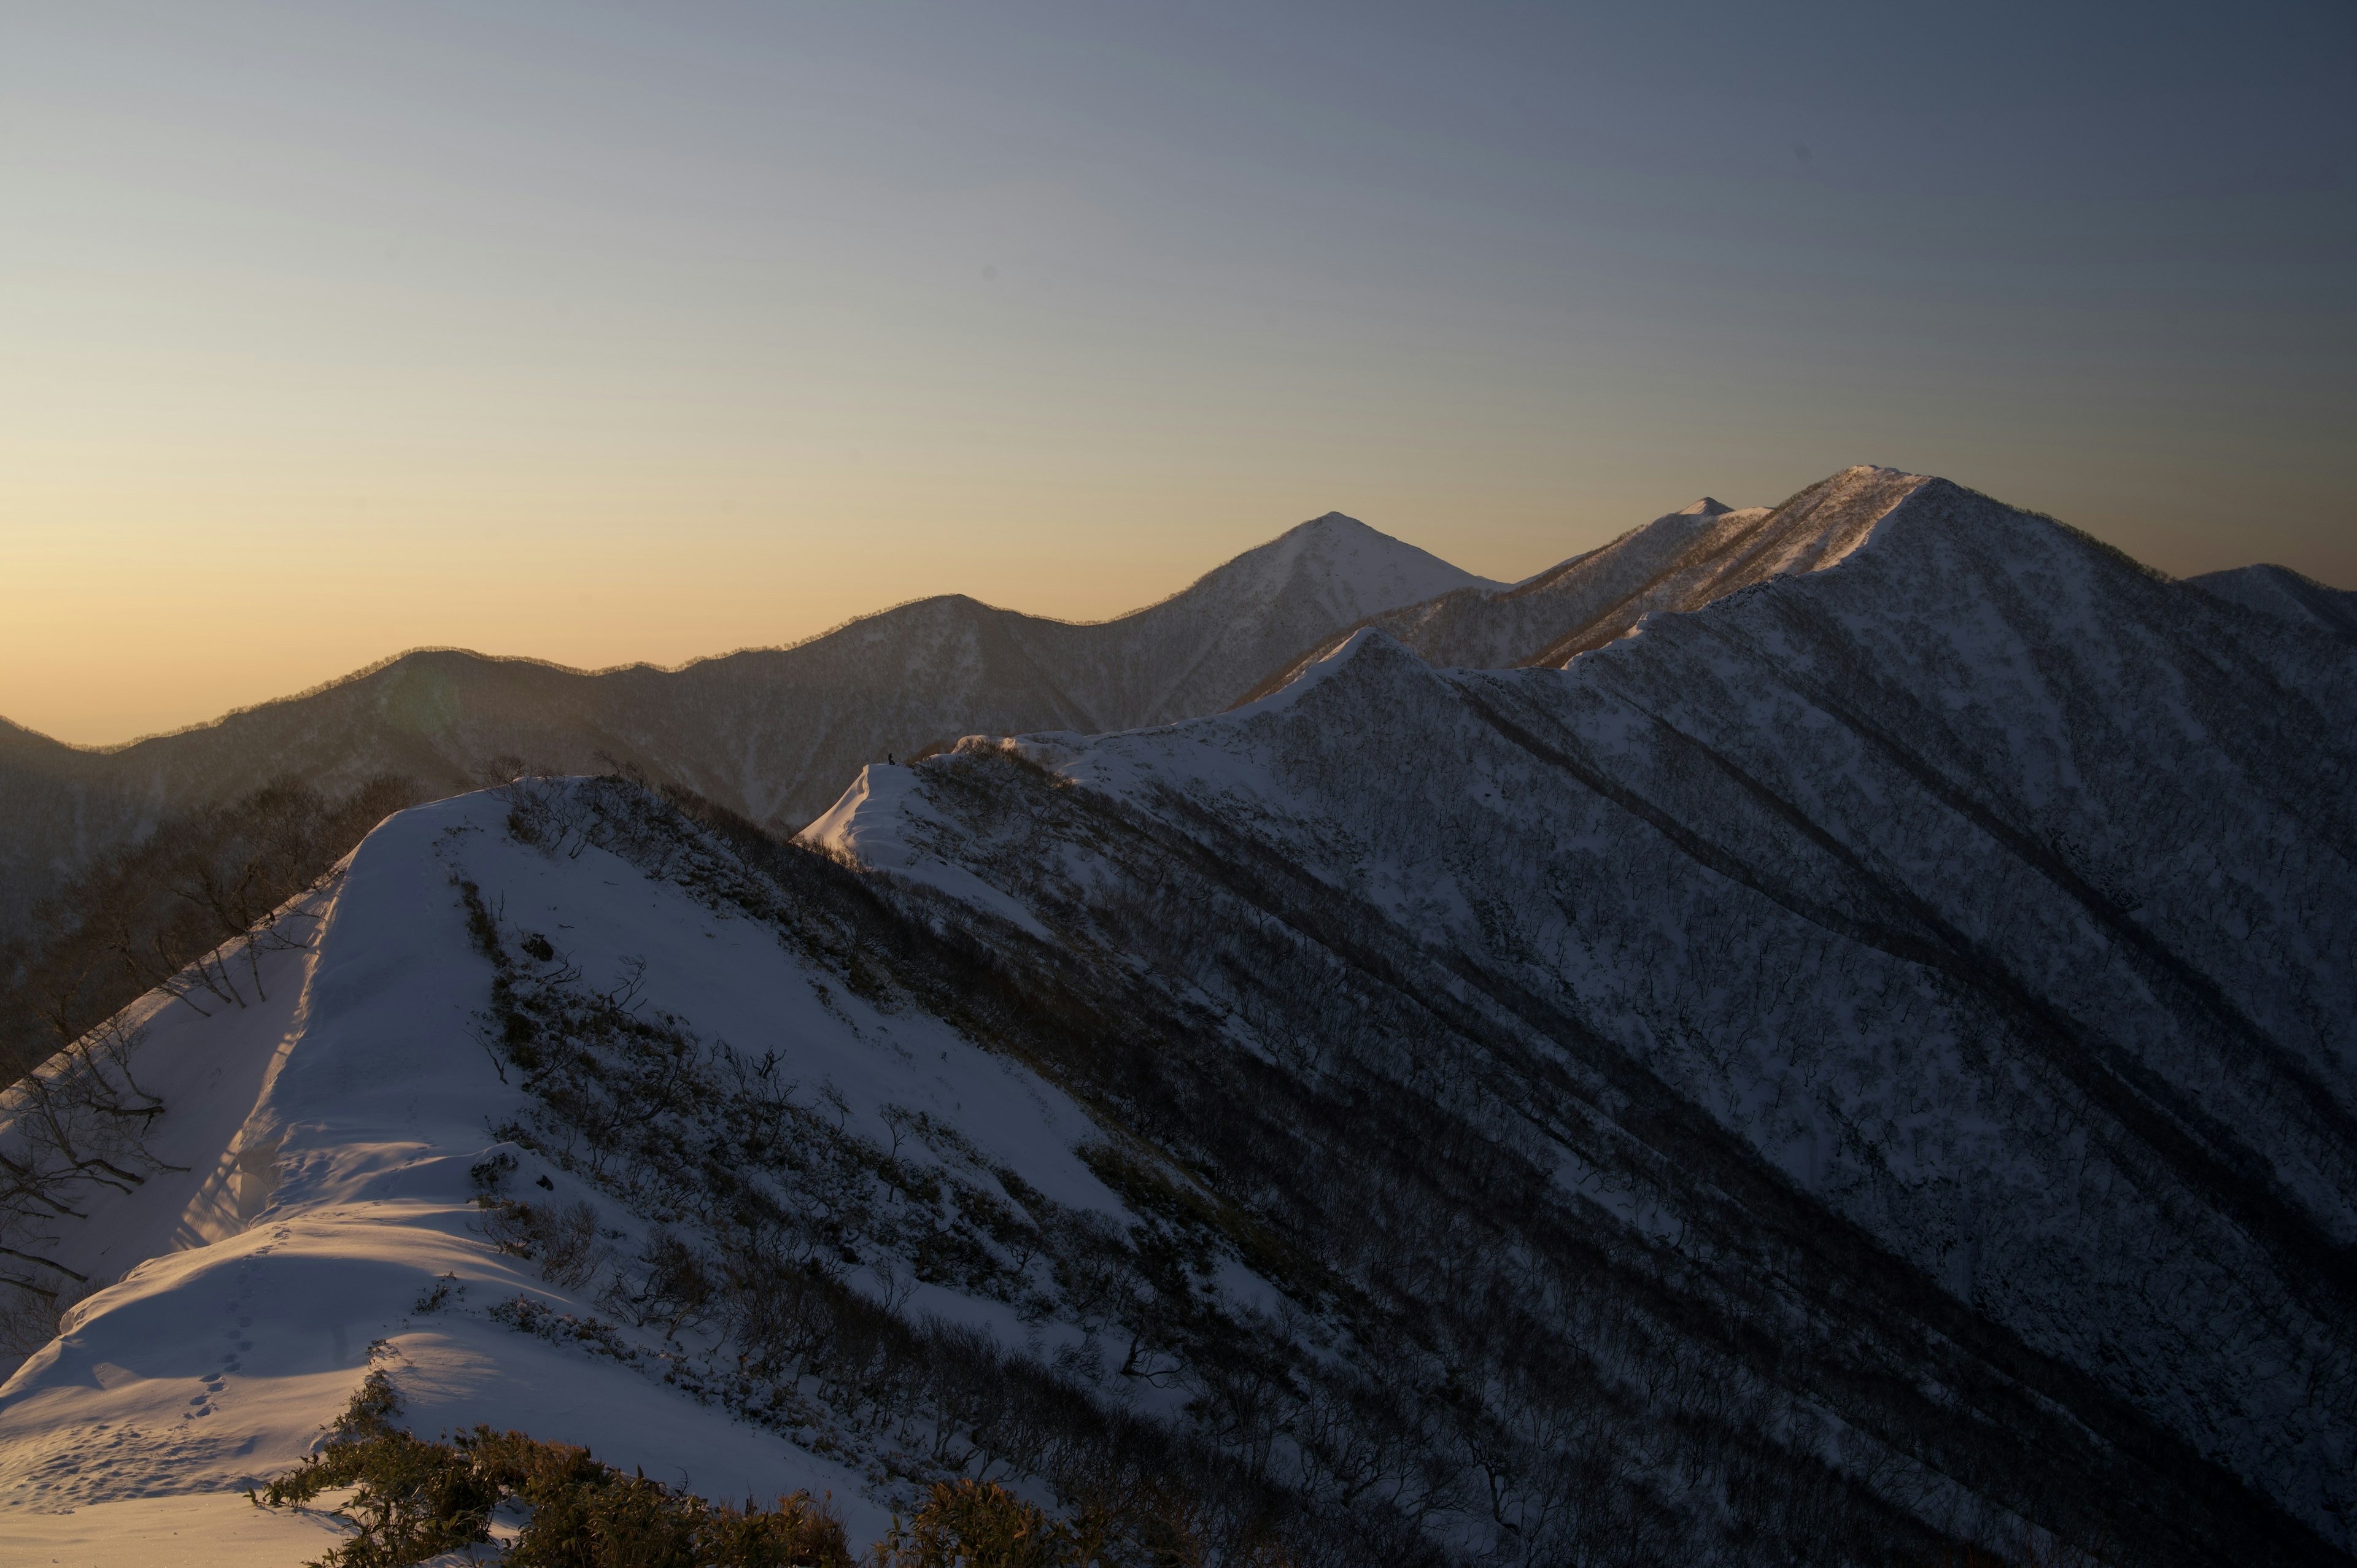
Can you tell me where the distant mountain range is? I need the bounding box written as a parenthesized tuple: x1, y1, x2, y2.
(0, 514, 1498, 937)
(7, 479, 2345, 945)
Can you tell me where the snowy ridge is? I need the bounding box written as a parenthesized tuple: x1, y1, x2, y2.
(1239, 465, 1929, 698)
(798, 763, 1053, 940)
(0, 790, 1256, 1551)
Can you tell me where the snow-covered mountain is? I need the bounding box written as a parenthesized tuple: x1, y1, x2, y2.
(4, 469, 2351, 1564)
(0, 513, 1496, 941)
(803, 473, 2357, 1558)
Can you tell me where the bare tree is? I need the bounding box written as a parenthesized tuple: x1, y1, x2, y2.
(0, 1016, 183, 1353)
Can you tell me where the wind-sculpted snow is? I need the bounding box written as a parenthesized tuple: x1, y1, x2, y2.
(0, 513, 1496, 938)
(816, 477, 2357, 1562)
(0, 798, 893, 1539)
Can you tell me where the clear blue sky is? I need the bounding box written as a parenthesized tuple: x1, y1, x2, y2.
(4, 1, 2350, 741)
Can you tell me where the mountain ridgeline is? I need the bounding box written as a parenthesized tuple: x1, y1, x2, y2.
(0, 515, 1496, 942)
(2, 468, 2352, 1566)
(2, 474, 2343, 943)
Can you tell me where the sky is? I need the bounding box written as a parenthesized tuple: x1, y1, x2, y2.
(2, 1, 2351, 746)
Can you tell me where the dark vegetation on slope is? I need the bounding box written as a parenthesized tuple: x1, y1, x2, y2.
(439, 773, 2195, 1567)
(271, 1370, 2124, 1567)
(266, 1370, 1266, 1567)
(262, 1367, 851, 1567)
(881, 754, 2331, 1568)
(448, 782, 1370, 1567)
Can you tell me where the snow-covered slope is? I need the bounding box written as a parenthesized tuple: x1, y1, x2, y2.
(807, 476, 2357, 1562)
(1, 787, 1301, 1556)
(0, 514, 1495, 941)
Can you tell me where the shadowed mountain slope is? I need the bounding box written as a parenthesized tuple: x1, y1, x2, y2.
(811, 473, 2357, 1558)
(2188, 562, 2357, 644)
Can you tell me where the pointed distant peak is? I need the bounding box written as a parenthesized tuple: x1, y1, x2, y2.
(1210, 511, 1500, 591)
(1635, 496, 1740, 534)
(1226, 511, 1393, 566)
(1221, 512, 1393, 571)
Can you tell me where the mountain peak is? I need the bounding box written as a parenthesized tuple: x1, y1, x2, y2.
(1272, 510, 1384, 545)
(1676, 497, 1734, 517)
(1210, 511, 1503, 604)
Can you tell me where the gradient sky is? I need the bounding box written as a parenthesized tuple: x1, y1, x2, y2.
(4, 1, 2351, 746)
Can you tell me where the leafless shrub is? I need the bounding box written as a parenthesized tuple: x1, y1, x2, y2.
(1, 773, 424, 1086)
(475, 1195, 608, 1291)
(0, 1015, 181, 1351)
